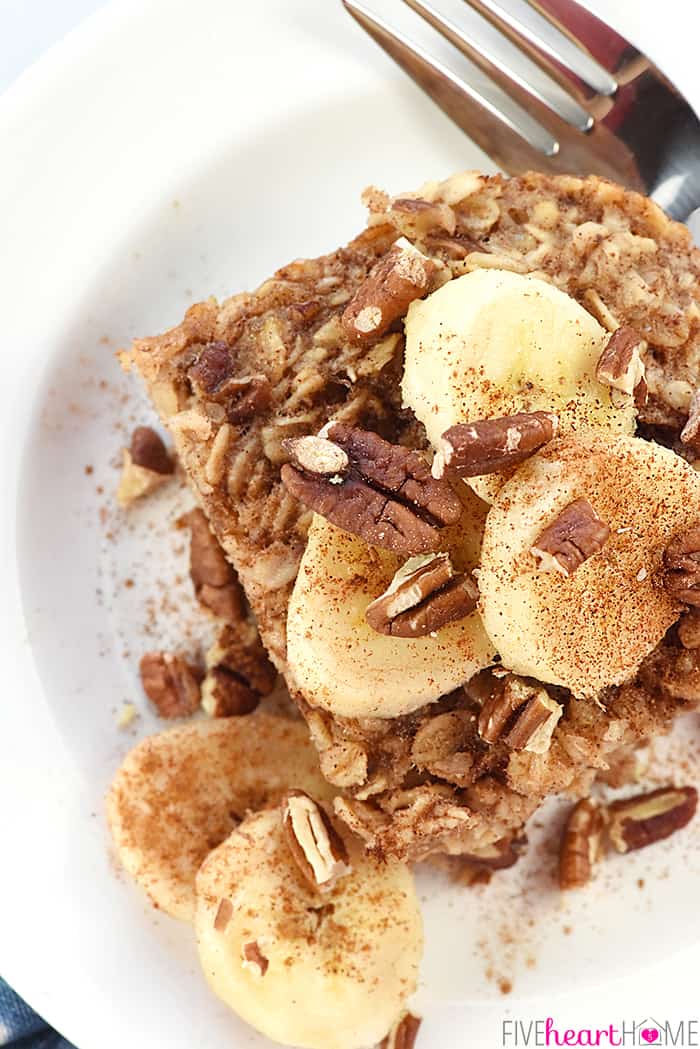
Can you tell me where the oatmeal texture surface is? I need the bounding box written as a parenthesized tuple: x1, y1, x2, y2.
(128, 171, 700, 860)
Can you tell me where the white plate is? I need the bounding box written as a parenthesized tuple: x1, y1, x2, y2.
(2, 1, 700, 1046)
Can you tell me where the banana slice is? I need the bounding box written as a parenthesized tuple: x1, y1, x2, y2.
(195, 806, 422, 1049)
(479, 431, 700, 697)
(287, 488, 495, 719)
(107, 715, 333, 922)
(402, 268, 636, 502)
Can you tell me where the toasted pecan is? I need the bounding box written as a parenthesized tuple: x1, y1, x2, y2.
(664, 525, 700, 606)
(606, 785, 697, 853)
(433, 412, 558, 478)
(596, 326, 646, 401)
(342, 239, 441, 344)
(130, 426, 174, 475)
(139, 651, 202, 719)
(559, 798, 604, 890)
(531, 499, 610, 577)
(281, 423, 463, 556)
(365, 553, 478, 637)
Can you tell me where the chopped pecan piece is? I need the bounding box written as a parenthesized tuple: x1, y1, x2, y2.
(531, 499, 610, 577)
(389, 195, 456, 238)
(139, 651, 201, 719)
(595, 326, 646, 401)
(633, 375, 649, 410)
(117, 426, 174, 507)
(681, 390, 700, 448)
(478, 676, 526, 745)
(559, 798, 604, 890)
(365, 553, 478, 637)
(202, 622, 277, 718)
(241, 941, 269, 977)
(188, 343, 271, 422)
(606, 785, 697, 853)
(185, 508, 246, 621)
(281, 423, 463, 555)
(341, 239, 440, 344)
(423, 232, 482, 260)
(130, 426, 174, 475)
(288, 299, 323, 327)
(281, 791, 351, 892)
(504, 691, 563, 754)
(664, 525, 700, 606)
(433, 412, 559, 478)
(187, 342, 232, 395)
(460, 833, 527, 871)
(223, 375, 272, 423)
(678, 609, 700, 649)
(379, 1011, 422, 1049)
(201, 666, 259, 717)
(213, 898, 233, 932)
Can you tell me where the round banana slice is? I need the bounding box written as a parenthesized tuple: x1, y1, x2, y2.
(479, 431, 700, 697)
(286, 489, 495, 719)
(107, 715, 333, 922)
(195, 806, 422, 1049)
(402, 268, 636, 502)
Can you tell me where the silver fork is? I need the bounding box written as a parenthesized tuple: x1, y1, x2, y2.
(342, 0, 700, 223)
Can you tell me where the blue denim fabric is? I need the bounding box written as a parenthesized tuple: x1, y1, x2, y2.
(0, 978, 75, 1049)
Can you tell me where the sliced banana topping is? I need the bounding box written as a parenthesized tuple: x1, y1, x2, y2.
(402, 268, 636, 502)
(106, 716, 333, 921)
(479, 431, 700, 697)
(195, 806, 423, 1049)
(287, 494, 495, 718)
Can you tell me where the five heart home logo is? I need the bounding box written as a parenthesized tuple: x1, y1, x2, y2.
(502, 1015, 700, 1046)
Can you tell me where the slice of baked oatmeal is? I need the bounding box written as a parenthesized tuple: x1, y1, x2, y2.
(127, 171, 700, 861)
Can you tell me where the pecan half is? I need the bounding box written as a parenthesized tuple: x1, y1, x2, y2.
(341, 238, 441, 344)
(379, 1011, 422, 1049)
(664, 525, 700, 606)
(607, 785, 697, 853)
(201, 666, 259, 717)
(281, 791, 351, 892)
(559, 798, 604, 890)
(433, 412, 558, 479)
(185, 508, 246, 621)
(365, 553, 478, 637)
(281, 423, 463, 555)
(681, 390, 700, 449)
(241, 941, 269, 977)
(117, 426, 174, 508)
(531, 499, 610, 577)
(139, 651, 202, 718)
(188, 343, 271, 422)
(504, 691, 563, 754)
(596, 326, 646, 402)
(130, 426, 174, 475)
